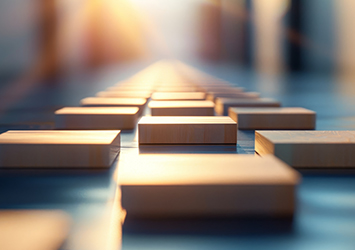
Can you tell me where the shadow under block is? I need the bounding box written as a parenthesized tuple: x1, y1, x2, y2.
(0, 210, 70, 250)
(255, 130, 355, 168)
(0, 130, 120, 168)
(55, 107, 139, 130)
(138, 116, 237, 145)
(96, 90, 151, 99)
(149, 101, 215, 116)
(118, 154, 300, 217)
(215, 98, 281, 115)
(229, 107, 316, 130)
(151, 92, 206, 101)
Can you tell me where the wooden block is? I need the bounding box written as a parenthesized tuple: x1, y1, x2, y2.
(138, 116, 237, 145)
(80, 97, 147, 109)
(96, 90, 151, 99)
(155, 86, 198, 92)
(151, 92, 206, 101)
(118, 154, 300, 217)
(255, 130, 355, 168)
(55, 107, 139, 130)
(0, 210, 70, 250)
(0, 130, 120, 167)
(149, 101, 215, 116)
(207, 92, 260, 102)
(229, 107, 316, 130)
(215, 98, 281, 115)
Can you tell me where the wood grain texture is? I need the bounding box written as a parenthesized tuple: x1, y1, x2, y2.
(0, 130, 120, 167)
(149, 101, 215, 116)
(96, 90, 151, 99)
(151, 92, 206, 101)
(0, 210, 70, 250)
(138, 116, 237, 145)
(229, 107, 316, 129)
(118, 153, 300, 217)
(207, 92, 260, 102)
(55, 107, 139, 130)
(215, 98, 281, 115)
(255, 130, 355, 168)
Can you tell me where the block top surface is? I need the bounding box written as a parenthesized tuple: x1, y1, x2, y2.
(80, 97, 146, 106)
(97, 91, 151, 98)
(148, 100, 215, 108)
(0, 130, 121, 145)
(151, 92, 205, 100)
(55, 107, 139, 115)
(256, 130, 355, 143)
(118, 154, 299, 185)
(217, 97, 280, 104)
(230, 107, 315, 114)
(138, 116, 236, 124)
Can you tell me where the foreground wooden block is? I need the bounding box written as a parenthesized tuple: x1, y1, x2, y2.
(255, 130, 355, 168)
(118, 154, 300, 217)
(0, 130, 120, 167)
(215, 98, 281, 115)
(229, 107, 316, 130)
(96, 90, 151, 99)
(138, 116, 237, 145)
(55, 107, 139, 130)
(207, 92, 260, 102)
(149, 101, 215, 116)
(0, 210, 70, 250)
(151, 92, 206, 101)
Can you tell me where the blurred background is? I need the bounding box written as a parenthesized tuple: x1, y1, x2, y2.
(0, 0, 354, 127)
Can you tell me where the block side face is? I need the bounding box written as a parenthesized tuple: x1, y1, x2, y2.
(150, 108, 214, 116)
(0, 144, 110, 167)
(255, 132, 275, 156)
(138, 123, 236, 144)
(121, 185, 296, 217)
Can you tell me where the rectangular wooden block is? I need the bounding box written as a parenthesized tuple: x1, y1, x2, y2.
(55, 107, 139, 130)
(96, 90, 151, 99)
(207, 92, 260, 102)
(149, 101, 215, 116)
(229, 107, 316, 130)
(118, 154, 300, 217)
(138, 116, 237, 145)
(0, 130, 120, 167)
(151, 92, 206, 101)
(215, 98, 281, 115)
(255, 130, 355, 168)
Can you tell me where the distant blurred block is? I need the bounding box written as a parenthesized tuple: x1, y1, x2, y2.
(55, 107, 139, 130)
(149, 101, 214, 116)
(155, 86, 198, 92)
(0, 210, 70, 250)
(107, 86, 154, 92)
(229, 107, 316, 130)
(80, 97, 146, 116)
(138, 116, 237, 145)
(255, 131, 355, 168)
(151, 92, 206, 101)
(0, 130, 120, 167)
(118, 154, 300, 217)
(97, 90, 151, 99)
(207, 92, 260, 102)
(215, 98, 281, 115)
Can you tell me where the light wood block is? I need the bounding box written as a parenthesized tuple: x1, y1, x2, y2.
(229, 107, 316, 130)
(0, 210, 70, 250)
(215, 98, 281, 115)
(55, 107, 139, 130)
(255, 130, 355, 168)
(149, 101, 215, 116)
(138, 116, 237, 145)
(0, 130, 120, 167)
(151, 92, 206, 101)
(207, 92, 260, 102)
(96, 90, 151, 99)
(118, 154, 300, 217)
(155, 86, 198, 92)
(81, 97, 146, 107)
